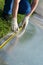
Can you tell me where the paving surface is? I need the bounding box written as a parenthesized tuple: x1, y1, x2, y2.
(0, 21, 43, 65)
(0, 0, 43, 65)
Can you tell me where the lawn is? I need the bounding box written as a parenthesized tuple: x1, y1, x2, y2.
(0, 0, 25, 38)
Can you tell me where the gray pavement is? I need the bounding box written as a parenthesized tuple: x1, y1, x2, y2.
(0, 22, 43, 65)
(0, 0, 43, 65)
(30, 14, 43, 29)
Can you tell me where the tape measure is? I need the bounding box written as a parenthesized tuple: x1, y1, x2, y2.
(0, 27, 22, 49)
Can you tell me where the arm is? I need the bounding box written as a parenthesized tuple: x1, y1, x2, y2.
(31, 0, 39, 12)
(12, 0, 20, 18)
(27, 0, 39, 17)
(11, 0, 21, 31)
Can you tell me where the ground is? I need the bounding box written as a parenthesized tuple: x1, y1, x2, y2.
(0, 0, 25, 38)
(0, 0, 43, 65)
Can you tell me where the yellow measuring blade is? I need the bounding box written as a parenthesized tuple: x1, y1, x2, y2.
(0, 27, 22, 49)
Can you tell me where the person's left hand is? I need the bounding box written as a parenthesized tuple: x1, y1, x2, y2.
(22, 16, 30, 29)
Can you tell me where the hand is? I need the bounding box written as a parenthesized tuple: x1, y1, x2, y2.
(22, 16, 30, 29)
(11, 18, 19, 32)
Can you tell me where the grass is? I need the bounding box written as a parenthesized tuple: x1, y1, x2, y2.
(0, 0, 25, 38)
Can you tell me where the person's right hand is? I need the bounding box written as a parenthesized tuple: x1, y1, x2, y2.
(11, 18, 19, 32)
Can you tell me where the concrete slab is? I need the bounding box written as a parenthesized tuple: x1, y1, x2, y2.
(0, 18, 43, 65)
(0, 0, 43, 65)
(30, 14, 43, 29)
(35, 0, 43, 16)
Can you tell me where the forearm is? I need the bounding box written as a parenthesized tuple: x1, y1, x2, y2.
(31, 0, 39, 11)
(30, 0, 39, 16)
(12, 0, 20, 18)
(27, 0, 39, 17)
